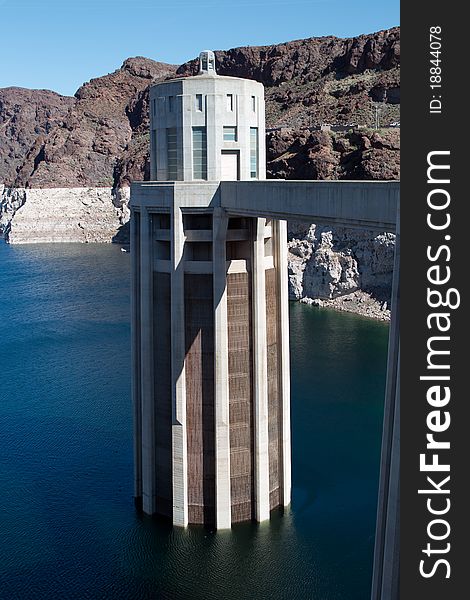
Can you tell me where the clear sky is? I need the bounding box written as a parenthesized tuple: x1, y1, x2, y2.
(0, 0, 399, 97)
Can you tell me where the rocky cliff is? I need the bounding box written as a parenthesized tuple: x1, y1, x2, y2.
(177, 27, 400, 129)
(0, 57, 176, 240)
(288, 222, 394, 320)
(1, 28, 399, 191)
(267, 127, 399, 181)
(0, 28, 399, 318)
(0, 58, 177, 189)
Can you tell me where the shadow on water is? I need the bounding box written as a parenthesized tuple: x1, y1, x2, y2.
(112, 221, 130, 245)
(0, 242, 389, 600)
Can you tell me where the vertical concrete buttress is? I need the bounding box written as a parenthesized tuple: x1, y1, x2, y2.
(140, 209, 157, 514)
(371, 204, 400, 600)
(171, 202, 189, 527)
(274, 219, 292, 507)
(131, 209, 142, 500)
(213, 209, 232, 529)
(252, 217, 271, 522)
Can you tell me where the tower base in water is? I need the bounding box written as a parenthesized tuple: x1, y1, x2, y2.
(131, 182, 291, 528)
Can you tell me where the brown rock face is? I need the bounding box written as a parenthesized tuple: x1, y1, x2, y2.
(177, 27, 400, 130)
(177, 28, 399, 85)
(267, 128, 400, 181)
(0, 58, 177, 188)
(0, 28, 399, 190)
(0, 88, 74, 185)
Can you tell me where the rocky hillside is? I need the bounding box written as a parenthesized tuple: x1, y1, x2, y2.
(177, 27, 400, 128)
(267, 127, 399, 180)
(1, 28, 399, 190)
(0, 58, 177, 189)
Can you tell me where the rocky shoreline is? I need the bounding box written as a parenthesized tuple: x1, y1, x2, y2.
(0, 185, 129, 243)
(287, 221, 394, 321)
(300, 290, 390, 321)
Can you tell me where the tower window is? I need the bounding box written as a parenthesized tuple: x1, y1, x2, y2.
(168, 96, 174, 112)
(195, 94, 203, 111)
(152, 99, 156, 117)
(152, 129, 157, 175)
(227, 94, 233, 111)
(223, 126, 237, 142)
(208, 55, 216, 72)
(152, 129, 157, 151)
(251, 95, 256, 112)
(167, 128, 177, 180)
(250, 127, 258, 178)
(192, 127, 207, 180)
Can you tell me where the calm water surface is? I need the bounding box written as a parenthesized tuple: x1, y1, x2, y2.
(0, 242, 389, 600)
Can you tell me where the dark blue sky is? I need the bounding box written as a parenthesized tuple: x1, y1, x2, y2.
(0, 0, 399, 96)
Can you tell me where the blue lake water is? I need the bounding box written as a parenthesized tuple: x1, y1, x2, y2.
(0, 241, 389, 599)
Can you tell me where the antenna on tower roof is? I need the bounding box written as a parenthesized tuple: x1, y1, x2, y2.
(199, 50, 217, 76)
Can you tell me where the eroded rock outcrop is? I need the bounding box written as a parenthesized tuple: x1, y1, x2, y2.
(0, 185, 27, 237)
(267, 128, 400, 180)
(0, 58, 177, 189)
(288, 222, 394, 320)
(0, 88, 75, 186)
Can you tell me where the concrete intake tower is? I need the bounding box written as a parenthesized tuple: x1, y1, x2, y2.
(131, 51, 291, 528)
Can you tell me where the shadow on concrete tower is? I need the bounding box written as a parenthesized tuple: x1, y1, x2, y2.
(131, 51, 291, 528)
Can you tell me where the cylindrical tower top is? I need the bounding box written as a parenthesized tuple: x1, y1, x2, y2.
(148, 51, 266, 182)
